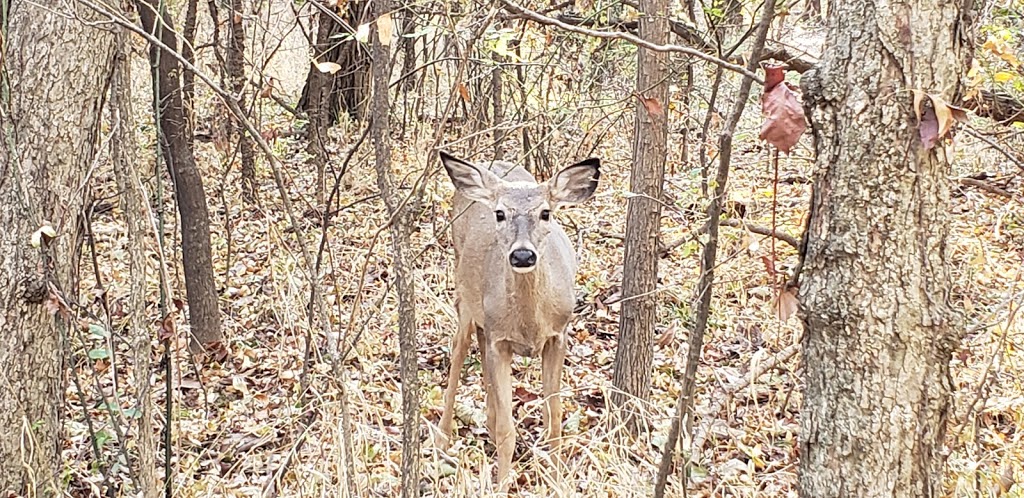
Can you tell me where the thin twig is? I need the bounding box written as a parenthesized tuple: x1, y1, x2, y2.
(497, 0, 763, 84)
(654, 0, 777, 493)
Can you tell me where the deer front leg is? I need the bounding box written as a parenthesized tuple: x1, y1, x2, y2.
(475, 328, 499, 437)
(438, 319, 473, 450)
(541, 334, 565, 449)
(484, 340, 515, 492)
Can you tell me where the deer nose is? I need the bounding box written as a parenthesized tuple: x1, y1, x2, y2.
(509, 248, 537, 268)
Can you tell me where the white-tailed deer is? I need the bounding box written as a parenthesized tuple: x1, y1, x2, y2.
(436, 151, 600, 491)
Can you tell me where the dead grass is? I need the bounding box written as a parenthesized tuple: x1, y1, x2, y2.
(59, 7, 1024, 498)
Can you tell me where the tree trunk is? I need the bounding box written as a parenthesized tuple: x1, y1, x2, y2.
(298, 1, 371, 123)
(797, 1, 974, 496)
(110, 27, 158, 498)
(369, 4, 420, 496)
(136, 0, 224, 351)
(611, 0, 669, 422)
(226, 0, 258, 201)
(181, 0, 199, 119)
(0, 2, 115, 493)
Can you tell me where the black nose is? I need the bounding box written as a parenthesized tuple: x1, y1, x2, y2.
(509, 248, 537, 268)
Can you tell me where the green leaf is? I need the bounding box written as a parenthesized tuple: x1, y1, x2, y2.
(123, 407, 142, 419)
(95, 429, 112, 449)
(88, 348, 110, 360)
(88, 323, 108, 338)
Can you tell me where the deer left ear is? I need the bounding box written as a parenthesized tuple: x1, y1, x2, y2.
(548, 158, 600, 205)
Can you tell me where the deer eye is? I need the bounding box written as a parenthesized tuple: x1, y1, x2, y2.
(495, 210, 506, 222)
(540, 209, 551, 221)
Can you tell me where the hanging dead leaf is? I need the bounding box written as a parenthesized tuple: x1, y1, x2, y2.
(376, 12, 394, 46)
(635, 93, 664, 117)
(259, 77, 277, 99)
(773, 286, 799, 321)
(762, 63, 786, 91)
(930, 94, 954, 140)
(919, 103, 939, 149)
(949, 104, 970, 123)
(912, 88, 926, 122)
(457, 82, 471, 103)
(314, 61, 342, 74)
(158, 313, 176, 341)
(355, 22, 370, 43)
(758, 64, 805, 153)
(918, 93, 957, 150)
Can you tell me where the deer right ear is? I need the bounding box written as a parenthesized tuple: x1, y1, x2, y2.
(439, 151, 498, 205)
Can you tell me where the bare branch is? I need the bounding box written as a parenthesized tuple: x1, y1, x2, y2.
(497, 0, 763, 84)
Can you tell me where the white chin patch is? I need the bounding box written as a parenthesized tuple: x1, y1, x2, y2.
(511, 265, 536, 274)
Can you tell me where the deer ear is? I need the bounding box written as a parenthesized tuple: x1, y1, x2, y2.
(439, 151, 499, 205)
(548, 158, 600, 205)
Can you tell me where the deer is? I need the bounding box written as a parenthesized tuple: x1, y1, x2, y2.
(436, 150, 600, 492)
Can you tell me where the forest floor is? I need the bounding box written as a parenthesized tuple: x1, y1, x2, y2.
(60, 8, 1024, 498)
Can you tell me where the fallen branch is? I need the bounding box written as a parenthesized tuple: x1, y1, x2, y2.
(690, 343, 801, 454)
(964, 90, 1024, 125)
(721, 218, 801, 249)
(958, 177, 1014, 199)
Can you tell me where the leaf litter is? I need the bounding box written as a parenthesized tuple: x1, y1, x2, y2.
(59, 19, 1024, 498)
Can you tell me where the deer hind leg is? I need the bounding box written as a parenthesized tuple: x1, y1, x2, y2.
(484, 340, 515, 492)
(541, 334, 566, 449)
(438, 317, 474, 450)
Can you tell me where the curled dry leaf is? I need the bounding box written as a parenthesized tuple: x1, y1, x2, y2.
(914, 90, 960, 150)
(758, 64, 806, 153)
(457, 83, 471, 103)
(773, 286, 799, 322)
(314, 61, 342, 74)
(635, 92, 664, 117)
(376, 12, 394, 46)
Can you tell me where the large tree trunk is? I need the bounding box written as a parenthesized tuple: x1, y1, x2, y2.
(611, 0, 669, 422)
(797, 1, 974, 496)
(136, 0, 224, 351)
(0, 2, 115, 493)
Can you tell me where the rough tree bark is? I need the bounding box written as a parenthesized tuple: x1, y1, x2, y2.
(110, 27, 158, 498)
(300, 0, 370, 203)
(226, 0, 258, 200)
(136, 0, 224, 350)
(797, 1, 974, 496)
(0, 2, 115, 493)
(299, 1, 371, 123)
(368, 4, 420, 496)
(611, 0, 669, 422)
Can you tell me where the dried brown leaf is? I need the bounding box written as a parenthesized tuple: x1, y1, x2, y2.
(773, 287, 799, 322)
(759, 73, 806, 153)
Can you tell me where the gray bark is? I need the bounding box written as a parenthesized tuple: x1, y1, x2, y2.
(111, 28, 158, 498)
(0, 2, 115, 492)
(368, 4, 420, 496)
(611, 0, 670, 420)
(797, 0, 975, 496)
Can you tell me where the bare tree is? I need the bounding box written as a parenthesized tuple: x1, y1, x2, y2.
(368, 3, 420, 496)
(0, 2, 115, 492)
(110, 25, 158, 498)
(225, 0, 258, 200)
(136, 0, 224, 350)
(300, 0, 371, 203)
(797, 0, 973, 495)
(610, 0, 670, 423)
